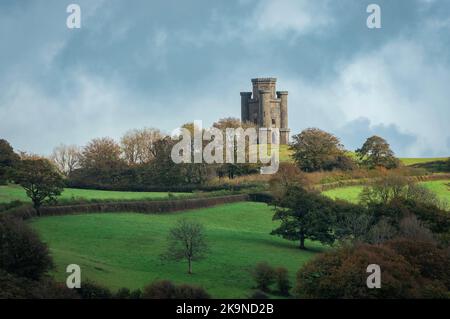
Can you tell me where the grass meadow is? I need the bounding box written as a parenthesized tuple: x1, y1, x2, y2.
(0, 184, 190, 204)
(322, 179, 450, 204)
(29, 202, 324, 298)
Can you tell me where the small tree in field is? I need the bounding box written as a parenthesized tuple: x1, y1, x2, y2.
(271, 185, 335, 250)
(15, 159, 64, 216)
(161, 219, 208, 274)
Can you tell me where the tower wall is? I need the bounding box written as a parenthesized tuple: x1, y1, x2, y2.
(259, 90, 272, 128)
(241, 78, 290, 144)
(277, 91, 288, 128)
(240, 92, 251, 123)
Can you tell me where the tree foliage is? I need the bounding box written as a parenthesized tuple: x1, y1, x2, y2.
(50, 144, 81, 176)
(356, 135, 399, 169)
(295, 239, 450, 298)
(270, 185, 335, 249)
(0, 139, 20, 184)
(290, 128, 354, 172)
(0, 217, 53, 280)
(15, 159, 65, 215)
(161, 219, 208, 274)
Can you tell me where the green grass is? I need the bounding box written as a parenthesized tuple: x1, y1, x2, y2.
(322, 186, 364, 203)
(0, 184, 190, 204)
(400, 157, 448, 166)
(277, 146, 447, 166)
(29, 202, 324, 298)
(322, 180, 450, 204)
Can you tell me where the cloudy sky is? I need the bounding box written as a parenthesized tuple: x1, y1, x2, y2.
(0, 0, 449, 157)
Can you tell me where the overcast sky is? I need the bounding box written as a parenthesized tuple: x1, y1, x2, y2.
(0, 0, 449, 157)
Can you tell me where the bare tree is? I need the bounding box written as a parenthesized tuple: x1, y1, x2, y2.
(50, 144, 81, 176)
(161, 219, 208, 274)
(121, 128, 163, 165)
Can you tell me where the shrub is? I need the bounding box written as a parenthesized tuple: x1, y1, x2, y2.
(142, 280, 178, 299)
(295, 243, 421, 298)
(365, 219, 397, 244)
(115, 287, 131, 299)
(385, 239, 450, 289)
(0, 217, 53, 280)
(77, 280, 113, 299)
(142, 280, 210, 299)
(274, 267, 291, 296)
(398, 215, 435, 243)
(248, 290, 270, 299)
(0, 270, 78, 299)
(129, 289, 142, 299)
(176, 284, 211, 299)
(252, 262, 276, 292)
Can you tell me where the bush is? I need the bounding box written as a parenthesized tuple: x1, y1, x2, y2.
(115, 287, 131, 299)
(77, 280, 113, 299)
(274, 267, 291, 296)
(0, 217, 53, 280)
(176, 284, 211, 299)
(142, 280, 210, 299)
(398, 215, 435, 243)
(295, 243, 420, 298)
(252, 262, 276, 292)
(248, 290, 270, 299)
(142, 280, 178, 299)
(0, 270, 78, 299)
(385, 239, 450, 289)
(129, 289, 142, 299)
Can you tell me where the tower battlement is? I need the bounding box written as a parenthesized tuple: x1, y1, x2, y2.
(240, 78, 290, 144)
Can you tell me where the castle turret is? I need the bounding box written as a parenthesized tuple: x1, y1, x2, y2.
(277, 91, 288, 129)
(240, 92, 251, 123)
(240, 78, 290, 144)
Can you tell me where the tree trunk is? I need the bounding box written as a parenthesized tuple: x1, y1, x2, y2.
(299, 233, 306, 250)
(34, 202, 41, 217)
(188, 258, 192, 274)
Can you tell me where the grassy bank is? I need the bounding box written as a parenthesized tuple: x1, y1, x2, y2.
(322, 180, 450, 204)
(29, 202, 324, 298)
(0, 184, 190, 204)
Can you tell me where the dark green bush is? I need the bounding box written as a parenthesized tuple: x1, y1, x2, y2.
(0, 216, 53, 280)
(77, 280, 113, 299)
(142, 280, 210, 299)
(274, 267, 291, 296)
(252, 262, 276, 292)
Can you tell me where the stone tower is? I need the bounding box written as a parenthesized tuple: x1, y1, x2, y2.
(240, 78, 290, 144)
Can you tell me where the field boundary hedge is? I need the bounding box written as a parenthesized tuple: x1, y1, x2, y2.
(5, 194, 250, 220)
(315, 173, 450, 192)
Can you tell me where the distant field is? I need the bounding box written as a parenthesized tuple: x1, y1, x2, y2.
(400, 157, 448, 166)
(276, 146, 446, 166)
(323, 180, 450, 204)
(29, 202, 324, 298)
(0, 185, 190, 204)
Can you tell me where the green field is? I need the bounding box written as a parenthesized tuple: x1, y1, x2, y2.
(278, 146, 447, 166)
(322, 180, 450, 204)
(0, 184, 190, 204)
(400, 157, 448, 166)
(29, 202, 324, 298)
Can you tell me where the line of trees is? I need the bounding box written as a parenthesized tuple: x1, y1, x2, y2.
(290, 128, 400, 172)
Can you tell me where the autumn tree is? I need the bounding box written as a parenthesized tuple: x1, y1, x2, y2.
(120, 128, 162, 165)
(50, 144, 81, 176)
(290, 128, 354, 172)
(212, 117, 258, 178)
(356, 135, 399, 169)
(15, 159, 65, 216)
(0, 139, 20, 184)
(75, 137, 126, 186)
(161, 219, 208, 274)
